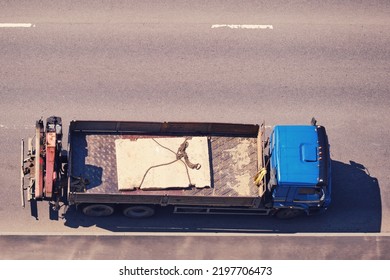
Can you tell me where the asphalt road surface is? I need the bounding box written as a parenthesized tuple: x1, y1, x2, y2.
(0, 1, 389, 259)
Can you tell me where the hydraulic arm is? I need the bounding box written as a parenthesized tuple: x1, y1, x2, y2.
(21, 117, 64, 207)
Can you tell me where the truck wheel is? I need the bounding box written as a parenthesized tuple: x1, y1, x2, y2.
(275, 208, 304, 219)
(82, 204, 114, 217)
(122, 205, 155, 218)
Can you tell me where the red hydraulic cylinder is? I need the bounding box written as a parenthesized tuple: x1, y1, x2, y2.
(45, 132, 56, 198)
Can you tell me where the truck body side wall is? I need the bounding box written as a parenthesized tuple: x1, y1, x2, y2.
(69, 193, 261, 208)
(69, 120, 259, 137)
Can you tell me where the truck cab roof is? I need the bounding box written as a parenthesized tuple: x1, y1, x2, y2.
(273, 125, 321, 186)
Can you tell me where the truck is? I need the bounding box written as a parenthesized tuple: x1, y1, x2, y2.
(21, 116, 331, 219)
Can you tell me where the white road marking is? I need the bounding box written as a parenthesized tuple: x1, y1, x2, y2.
(212, 24, 273, 30)
(0, 124, 34, 130)
(0, 23, 35, 28)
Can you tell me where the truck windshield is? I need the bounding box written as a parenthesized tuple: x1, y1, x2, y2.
(294, 187, 324, 203)
(298, 188, 318, 195)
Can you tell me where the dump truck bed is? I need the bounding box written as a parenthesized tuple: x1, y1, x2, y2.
(68, 121, 264, 207)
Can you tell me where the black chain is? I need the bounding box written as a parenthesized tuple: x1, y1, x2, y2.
(138, 138, 201, 189)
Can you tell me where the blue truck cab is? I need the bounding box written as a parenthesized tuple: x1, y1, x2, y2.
(269, 124, 331, 218)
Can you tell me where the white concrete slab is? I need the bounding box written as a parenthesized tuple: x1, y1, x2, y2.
(115, 137, 211, 190)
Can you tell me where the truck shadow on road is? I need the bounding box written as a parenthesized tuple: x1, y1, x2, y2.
(62, 160, 381, 233)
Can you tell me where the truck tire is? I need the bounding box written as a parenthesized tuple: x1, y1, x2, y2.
(122, 205, 155, 218)
(275, 208, 304, 219)
(82, 204, 115, 217)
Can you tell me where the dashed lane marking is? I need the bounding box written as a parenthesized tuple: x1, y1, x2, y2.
(0, 23, 35, 28)
(212, 24, 273, 29)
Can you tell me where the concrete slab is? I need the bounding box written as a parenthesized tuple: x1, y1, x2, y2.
(115, 137, 211, 190)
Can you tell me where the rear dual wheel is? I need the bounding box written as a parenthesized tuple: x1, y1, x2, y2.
(81, 204, 155, 218)
(122, 205, 155, 218)
(82, 204, 115, 217)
